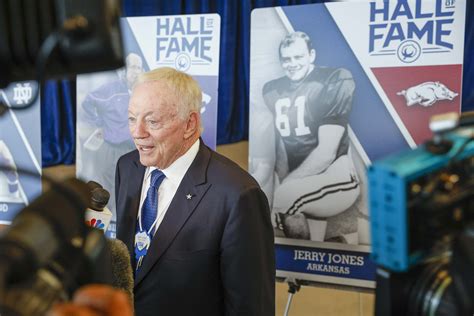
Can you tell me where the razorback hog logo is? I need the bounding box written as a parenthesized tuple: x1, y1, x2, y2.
(397, 82, 458, 107)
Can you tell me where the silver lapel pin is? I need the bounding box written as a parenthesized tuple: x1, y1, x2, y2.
(186, 193, 193, 200)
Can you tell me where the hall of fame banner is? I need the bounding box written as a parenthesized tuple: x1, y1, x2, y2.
(77, 14, 220, 237)
(122, 13, 220, 148)
(0, 82, 42, 223)
(249, 0, 465, 288)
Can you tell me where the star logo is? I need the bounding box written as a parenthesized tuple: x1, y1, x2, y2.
(186, 194, 193, 200)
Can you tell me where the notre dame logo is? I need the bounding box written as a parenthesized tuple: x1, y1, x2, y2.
(13, 83, 33, 105)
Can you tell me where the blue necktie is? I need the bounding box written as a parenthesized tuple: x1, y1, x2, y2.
(141, 169, 166, 233)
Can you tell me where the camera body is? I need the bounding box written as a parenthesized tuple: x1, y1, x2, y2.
(368, 130, 474, 272)
(0, 0, 124, 88)
(368, 126, 474, 315)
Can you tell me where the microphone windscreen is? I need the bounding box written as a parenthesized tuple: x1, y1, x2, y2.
(106, 238, 134, 304)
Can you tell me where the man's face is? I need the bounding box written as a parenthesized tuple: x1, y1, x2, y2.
(126, 55, 143, 87)
(280, 38, 315, 82)
(128, 81, 188, 169)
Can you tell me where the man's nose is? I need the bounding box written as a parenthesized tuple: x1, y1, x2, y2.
(288, 59, 298, 67)
(131, 120, 148, 138)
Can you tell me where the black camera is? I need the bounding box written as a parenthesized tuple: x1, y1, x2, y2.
(368, 112, 474, 315)
(0, 0, 124, 88)
(0, 178, 113, 316)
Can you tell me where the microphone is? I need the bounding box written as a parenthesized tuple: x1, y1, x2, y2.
(83, 182, 134, 304)
(107, 239, 134, 303)
(85, 181, 113, 232)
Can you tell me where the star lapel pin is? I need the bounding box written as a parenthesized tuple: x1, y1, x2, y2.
(186, 193, 193, 200)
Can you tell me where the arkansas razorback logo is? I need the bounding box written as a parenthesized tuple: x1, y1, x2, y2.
(397, 81, 458, 107)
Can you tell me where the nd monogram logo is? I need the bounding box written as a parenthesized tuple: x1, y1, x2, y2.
(13, 83, 33, 105)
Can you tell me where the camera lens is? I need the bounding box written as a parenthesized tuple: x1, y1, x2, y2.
(407, 258, 458, 316)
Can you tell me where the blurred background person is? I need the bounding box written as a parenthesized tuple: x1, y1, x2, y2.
(0, 140, 21, 202)
(77, 53, 144, 222)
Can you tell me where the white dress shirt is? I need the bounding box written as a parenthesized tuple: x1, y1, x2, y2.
(137, 140, 199, 235)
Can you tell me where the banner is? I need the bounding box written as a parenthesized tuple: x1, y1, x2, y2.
(0, 82, 42, 223)
(77, 14, 220, 237)
(249, 0, 465, 288)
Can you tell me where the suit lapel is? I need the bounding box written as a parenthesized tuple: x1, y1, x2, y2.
(119, 153, 146, 263)
(134, 141, 212, 287)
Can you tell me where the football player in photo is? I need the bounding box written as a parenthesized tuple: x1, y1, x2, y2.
(0, 140, 20, 201)
(260, 31, 360, 242)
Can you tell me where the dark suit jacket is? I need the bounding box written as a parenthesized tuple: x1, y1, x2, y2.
(116, 141, 275, 316)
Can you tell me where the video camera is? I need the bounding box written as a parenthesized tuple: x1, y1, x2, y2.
(0, 178, 113, 316)
(368, 112, 474, 315)
(0, 0, 124, 116)
(0, 0, 126, 314)
(0, 0, 124, 88)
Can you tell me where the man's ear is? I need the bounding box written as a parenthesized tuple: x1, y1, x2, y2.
(309, 49, 316, 64)
(184, 111, 199, 139)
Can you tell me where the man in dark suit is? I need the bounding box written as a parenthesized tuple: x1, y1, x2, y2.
(116, 67, 275, 316)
